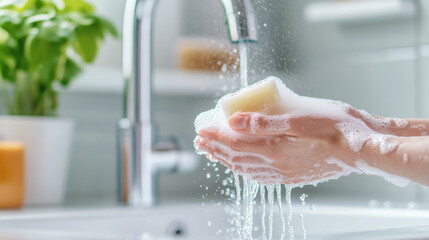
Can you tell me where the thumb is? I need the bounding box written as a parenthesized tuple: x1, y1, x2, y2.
(228, 112, 292, 135)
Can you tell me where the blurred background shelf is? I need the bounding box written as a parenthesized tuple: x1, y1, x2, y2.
(67, 67, 231, 96)
(304, 0, 415, 24)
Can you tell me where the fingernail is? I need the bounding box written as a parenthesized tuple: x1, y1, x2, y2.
(230, 115, 248, 130)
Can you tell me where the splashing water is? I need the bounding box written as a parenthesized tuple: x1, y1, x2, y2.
(276, 184, 286, 240)
(260, 185, 267, 240)
(243, 178, 259, 239)
(286, 186, 294, 240)
(267, 185, 275, 240)
(299, 194, 308, 240)
(231, 176, 296, 240)
(233, 173, 243, 239)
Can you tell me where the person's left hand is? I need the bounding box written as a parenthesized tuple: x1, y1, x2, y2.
(195, 112, 360, 185)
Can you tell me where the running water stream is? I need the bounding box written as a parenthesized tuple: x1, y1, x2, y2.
(239, 43, 249, 88)
(232, 175, 296, 239)
(230, 42, 298, 240)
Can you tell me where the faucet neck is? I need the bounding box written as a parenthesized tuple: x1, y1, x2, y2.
(122, 0, 158, 207)
(221, 0, 258, 43)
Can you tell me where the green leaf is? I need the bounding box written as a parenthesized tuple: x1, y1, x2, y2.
(72, 25, 99, 63)
(63, 0, 94, 13)
(0, 0, 117, 116)
(0, 45, 16, 70)
(24, 9, 55, 25)
(24, 29, 63, 69)
(0, 10, 21, 26)
(59, 57, 81, 87)
(36, 20, 73, 41)
(0, 0, 18, 10)
(97, 16, 118, 38)
(63, 12, 94, 26)
(17, 0, 36, 12)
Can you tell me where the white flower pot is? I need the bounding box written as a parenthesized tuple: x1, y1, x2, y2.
(0, 116, 73, 206)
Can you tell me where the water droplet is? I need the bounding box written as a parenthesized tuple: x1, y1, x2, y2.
(206, 173, 211, 179)
(225, 188, 231, 196)
(222, 179, 228, 186)
(214, 167, 219, 172)
(225, 169, 231, 174)
(263, 23, 267, 27)
(310, 205, 316, 211)
(299, 193, 308, 205)
(208, 221, 212, 227)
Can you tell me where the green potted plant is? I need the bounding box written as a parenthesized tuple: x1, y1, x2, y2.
(0, 0, 118, 205)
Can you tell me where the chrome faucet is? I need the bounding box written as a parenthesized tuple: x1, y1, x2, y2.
(119, 0, 258, 206)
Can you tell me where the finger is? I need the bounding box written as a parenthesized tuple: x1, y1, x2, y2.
(281, 171, 341, 185)
(229, 112, 294, 136)
(199, 130, 293, 161)
(231, 155, 272, 165)
(209, 153, 275, 176)
(196, 137, 231, 161)
(207, 154, 234, 169)
(208, 155, 250, 175)
(198, 135, 271, 168)
(199, 129, 269, 154)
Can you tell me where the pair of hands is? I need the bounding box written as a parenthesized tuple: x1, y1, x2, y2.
(195, 106, 426, 186)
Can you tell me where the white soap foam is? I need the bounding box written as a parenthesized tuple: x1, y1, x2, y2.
(194, 76, 406, 187)
(412, 124, 427, 130)
(368, 134, 399, 155)
(357, 109, 391, 129)
(393, 118, 408, 128)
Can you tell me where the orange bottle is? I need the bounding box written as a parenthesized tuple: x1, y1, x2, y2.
(0, 142, 24, 209)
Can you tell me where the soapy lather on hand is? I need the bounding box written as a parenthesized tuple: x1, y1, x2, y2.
(194, 77, 429, 187)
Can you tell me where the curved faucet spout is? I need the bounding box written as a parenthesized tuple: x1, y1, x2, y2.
(119, 0, 258, 206)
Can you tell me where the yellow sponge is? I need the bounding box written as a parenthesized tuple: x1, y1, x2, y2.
(220, 78, 282, 117)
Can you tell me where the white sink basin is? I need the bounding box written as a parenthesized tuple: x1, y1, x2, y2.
(0, 203, 428, 239)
